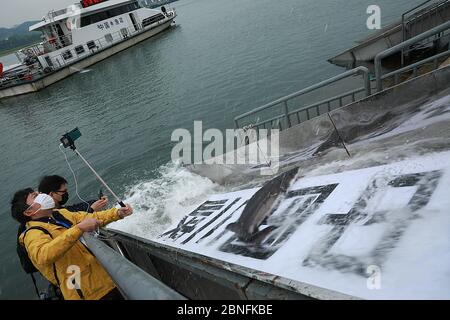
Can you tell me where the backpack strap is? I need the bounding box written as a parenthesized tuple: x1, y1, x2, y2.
(23, 227, 61, 286)
(22, 226, 85, 300)
(52, 211, 74, 228)
(30, 273, 40, 298)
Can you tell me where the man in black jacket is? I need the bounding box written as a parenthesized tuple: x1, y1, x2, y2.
(38, 175, 108, 213)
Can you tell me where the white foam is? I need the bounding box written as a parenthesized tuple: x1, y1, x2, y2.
(358, 94, 450, 144)
(108, 162, 224, 238)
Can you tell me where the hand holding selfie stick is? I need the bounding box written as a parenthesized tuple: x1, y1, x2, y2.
(60, 128, 127, 208)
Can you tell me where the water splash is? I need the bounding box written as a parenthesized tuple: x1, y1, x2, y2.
(108, 162, 224, 238)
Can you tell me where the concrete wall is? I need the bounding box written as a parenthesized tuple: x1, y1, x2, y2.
(104, 229, 355, 300)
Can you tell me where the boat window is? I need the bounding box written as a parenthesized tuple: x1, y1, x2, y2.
(62, 50, 73, 60)
(45, 56, 54, 67)
(142, 13, 165, 28)
(120, 28, 129, 38)
(87, 41, 97, 50)
(105, 34, 113, 43)
(75, 45, 85, 55)
(80, 2, 141, 28)
(82, 11, 109, 26)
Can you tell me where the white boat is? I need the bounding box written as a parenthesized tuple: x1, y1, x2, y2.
(0, 0, 176, 99)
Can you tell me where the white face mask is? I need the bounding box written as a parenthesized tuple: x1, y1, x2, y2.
(33, 193, 55, 211)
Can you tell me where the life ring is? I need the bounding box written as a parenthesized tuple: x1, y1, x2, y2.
(24, 73, 33, 81)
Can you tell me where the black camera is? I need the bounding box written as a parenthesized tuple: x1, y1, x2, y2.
(60, 127, 82, 150)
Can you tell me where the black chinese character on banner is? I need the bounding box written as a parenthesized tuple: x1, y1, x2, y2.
(220, 184, 338, 260)
(159, 200, 231, 242)
(302, 170, 442, 276)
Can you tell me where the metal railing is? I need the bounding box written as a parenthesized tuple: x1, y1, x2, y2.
(381, 49, 450, 87)
(234, 66, 371, 130)
(375, 20, 450, 92)
(402, 0, 435, 39)
(403, 0, 450, 39)
(0, 11, 175, 89)
(16, 34, 74, 58)
(401, 0, 450, 65)
(0, 65, 43, 88)
(83, 234, 186, 300)
(44, 5, 82, 20)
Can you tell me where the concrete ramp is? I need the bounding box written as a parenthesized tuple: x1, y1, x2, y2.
(103, 66, 450, 300)
(152, 151, 450, 299)
(187, 66, 450, 187)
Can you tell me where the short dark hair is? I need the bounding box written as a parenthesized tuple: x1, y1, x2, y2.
(11, 188, 34, 225)
(38, 175, 68, 194)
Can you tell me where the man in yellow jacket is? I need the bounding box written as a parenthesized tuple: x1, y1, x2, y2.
(12, 189, 133, 300)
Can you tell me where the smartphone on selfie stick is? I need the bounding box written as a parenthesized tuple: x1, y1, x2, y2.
(60, 128, 126, 208)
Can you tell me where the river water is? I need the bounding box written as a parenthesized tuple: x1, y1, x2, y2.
(0, 0, 424, 299)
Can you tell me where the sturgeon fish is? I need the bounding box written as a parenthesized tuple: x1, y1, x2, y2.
(226, 167, 300, 243)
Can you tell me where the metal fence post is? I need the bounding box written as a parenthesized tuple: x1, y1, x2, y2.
(234, 66, 370, 129)
(375, 21, 450, 92)
(283, 101, 291, 128)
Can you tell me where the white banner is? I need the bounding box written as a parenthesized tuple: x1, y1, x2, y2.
(156, 151, 450, 299)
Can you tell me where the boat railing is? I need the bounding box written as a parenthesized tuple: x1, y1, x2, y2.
(15, 33, 74, 61)
(234, 67, 371, 131)
(16, 43, 45, 59)
(16, 7, 175, 61)
(375, 20, 450, 91)
(48, 17, 170, 69)
(0, 65, 43, 88)
(44, 3, 82, 20)
(45, 9, 68, 20)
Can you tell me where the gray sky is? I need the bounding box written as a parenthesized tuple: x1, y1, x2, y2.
(0, 0, 76, 28)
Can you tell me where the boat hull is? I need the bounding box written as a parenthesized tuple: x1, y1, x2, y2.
(0, 19, 175, 100)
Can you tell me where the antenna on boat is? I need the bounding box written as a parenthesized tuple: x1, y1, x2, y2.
(59, 127, 127, 208)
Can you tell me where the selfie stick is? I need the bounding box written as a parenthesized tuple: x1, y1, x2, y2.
(60, 128, 126, 208)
